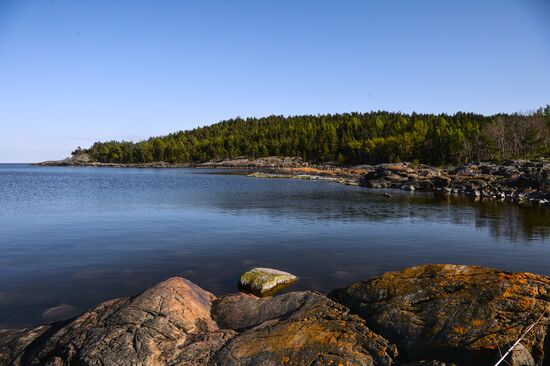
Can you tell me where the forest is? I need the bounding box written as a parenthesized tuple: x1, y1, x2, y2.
(76, 106, 550, 166)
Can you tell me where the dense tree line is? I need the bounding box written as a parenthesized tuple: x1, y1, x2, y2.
(78, 107, 550, 166)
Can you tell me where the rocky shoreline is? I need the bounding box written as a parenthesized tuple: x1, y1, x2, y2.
(2, 264, 549, 366)
(211, 157, 550, 207)
(35, 155, 550, 207)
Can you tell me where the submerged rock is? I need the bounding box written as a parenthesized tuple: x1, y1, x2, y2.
(238, 267, 297, 296)
(330, 264, 550, 366)
(41, 304, 77, 322)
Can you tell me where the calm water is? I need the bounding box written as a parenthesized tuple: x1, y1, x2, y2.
(1, 164, 550, 328)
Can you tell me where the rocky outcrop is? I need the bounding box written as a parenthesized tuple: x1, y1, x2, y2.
(3, 265, 550, 365)
(0, 278, 234, 365)
(0, 279, 396, 366)
(243, 159, 550, 207)
(199, 156, 308, 169)
(35, 154, 191, 168)
(211, 292, 397, 365)
(330, 264, 550, 365)
(237, 267, 297, 296)
(359, 161, 550, 206)
(0, 326, 52, 365)
(34, 155, 550, 206)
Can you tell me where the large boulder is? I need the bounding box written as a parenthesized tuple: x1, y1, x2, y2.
(330, 264, 550, 366)
(211, 291, 397, 365)
(1, 278, 235, 366)
(1, 279, 396, 366)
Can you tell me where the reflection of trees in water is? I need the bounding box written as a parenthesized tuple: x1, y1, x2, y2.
(474, 200, 550, 241)
(389, 194, 550, 242)
(420, 195, 550, 241)
(213, 187, 550, 242)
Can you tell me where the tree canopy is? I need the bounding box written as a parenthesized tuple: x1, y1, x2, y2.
(79, 107, 550, 166)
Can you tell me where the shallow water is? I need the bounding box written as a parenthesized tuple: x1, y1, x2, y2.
(1, 164, 550, 328)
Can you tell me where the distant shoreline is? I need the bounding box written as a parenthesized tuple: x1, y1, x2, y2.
(34, 155, 550, 208)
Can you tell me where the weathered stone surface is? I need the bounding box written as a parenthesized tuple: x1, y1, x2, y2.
(357, 161, 550, 206)
(2, 277, 235, 366)
(330, 264, 550, 365)
(212, 291, 397, 365)
(212, 291, 315, 330)
(238, 267, 297, 296)
(0, 326, 52, 365)
(1, 278, 396, 366)
(4, 265, 550, 365)
(37, 156, 550, 206)
(402, 361, 458, 366)
(498, 343, 536, 366)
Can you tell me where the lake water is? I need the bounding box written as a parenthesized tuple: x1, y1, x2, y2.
(1, 164, 550, 328)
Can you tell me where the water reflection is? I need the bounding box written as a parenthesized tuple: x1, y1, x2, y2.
(0, 165, 549, 329)
(208, 179, 550, 242)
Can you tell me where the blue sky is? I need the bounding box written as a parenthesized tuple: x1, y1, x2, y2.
(1, 1, 549, 162)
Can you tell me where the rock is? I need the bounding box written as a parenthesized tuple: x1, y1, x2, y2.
(357, 160, 550, 207)
(438, 187, 453, 194)
(402, 184, 415, 191)
(0, 326, 52, 365)
(402, 361, 459, 366)
(212, 291, 316, 330)
(238, 267, 297, 296)
(330, 264, 550, 365)
(4, 277, 235, 366)
(201, 156, 307, 169)
(433, 176, 452, 188)
(495, 342, 536, 366)
(383, 192, 393, 198)
(365, 179, 391, 188)
(4, 264, 550, 365)
(1, 279, 398, 366)
(211, 291, 397, 365)
(387, 174, 408, 182)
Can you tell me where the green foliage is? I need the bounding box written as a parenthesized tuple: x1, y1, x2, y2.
(71, 146, 83, 156)
(80, 110, 550, 166)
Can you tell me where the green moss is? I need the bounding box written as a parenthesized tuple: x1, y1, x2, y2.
(238, 268, 297, 297)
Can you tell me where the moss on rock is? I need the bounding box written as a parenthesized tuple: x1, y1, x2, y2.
(238, 267, 297, 296)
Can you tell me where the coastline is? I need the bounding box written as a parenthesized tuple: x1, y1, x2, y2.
(2, 263, 549, 365)
(35, 155, 550, 207)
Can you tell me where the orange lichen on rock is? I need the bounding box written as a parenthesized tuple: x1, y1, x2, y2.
(470, 319, 483, 327)
(330, 264, 550, 366)
(453, 326, 468, 335)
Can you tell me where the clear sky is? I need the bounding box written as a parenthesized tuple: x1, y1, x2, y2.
(1, 1, 549, 163)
